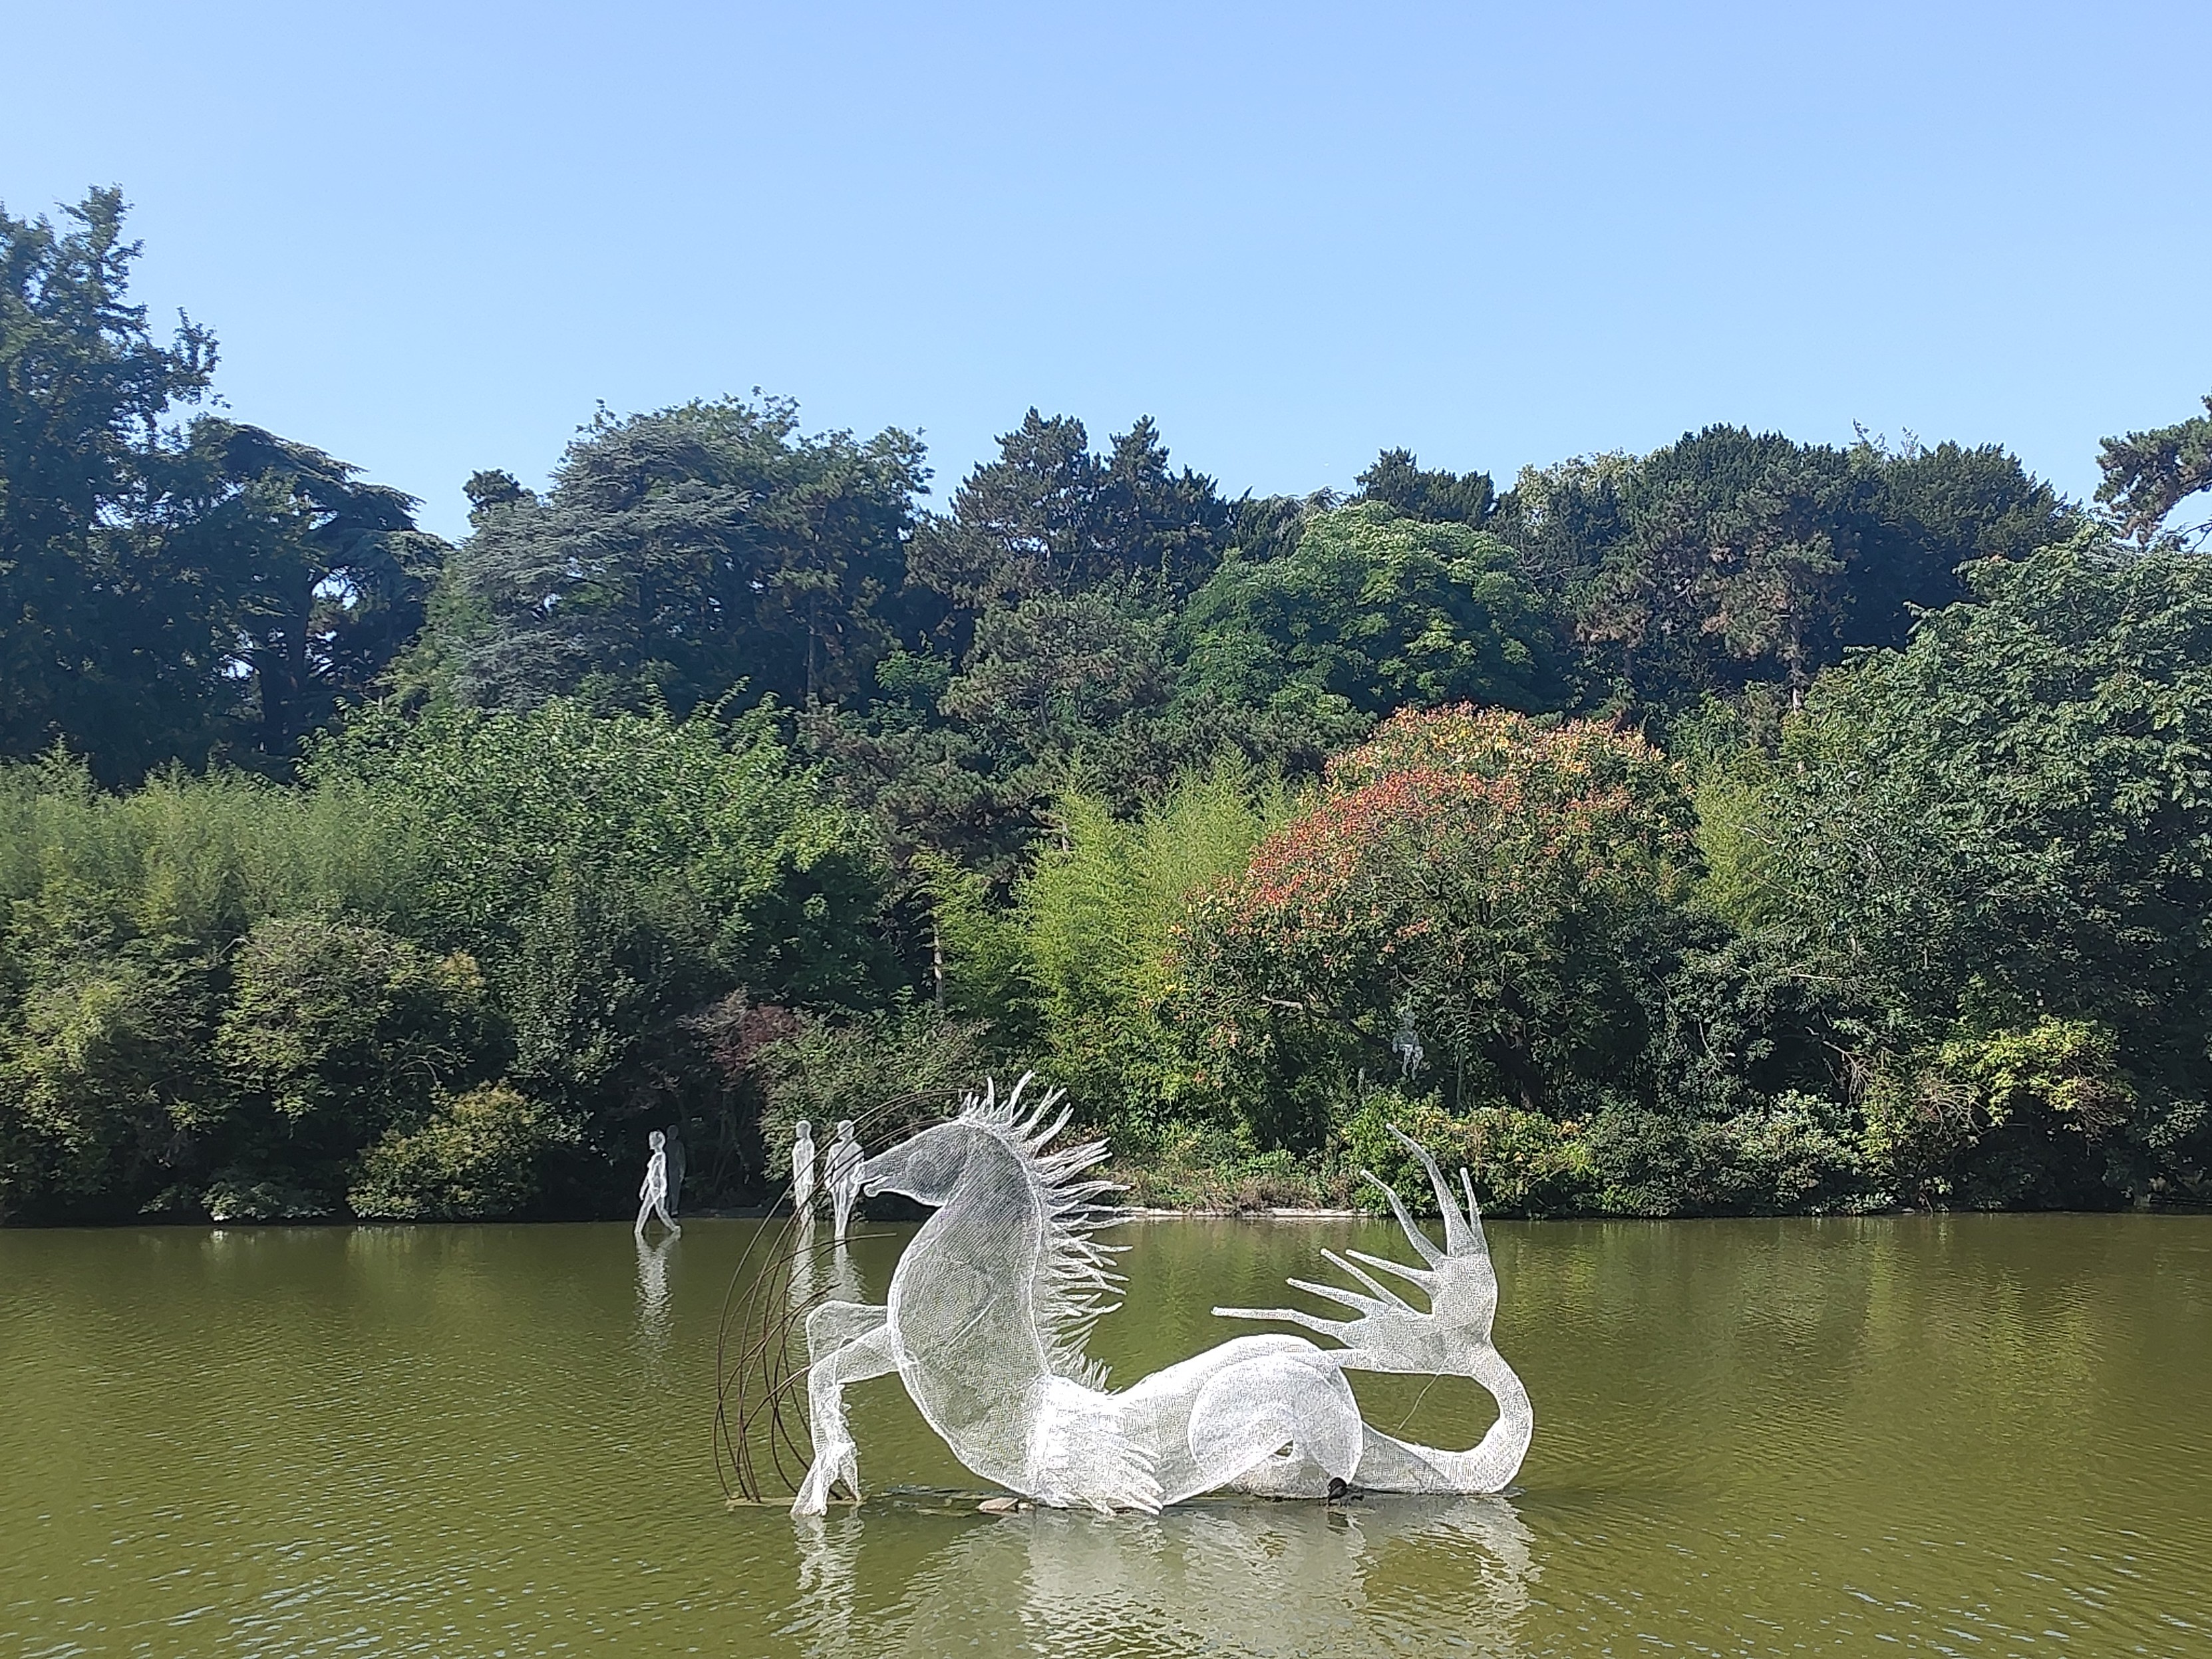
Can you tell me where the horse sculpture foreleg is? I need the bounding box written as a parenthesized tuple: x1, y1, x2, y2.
(792, 1300, 895, 1517)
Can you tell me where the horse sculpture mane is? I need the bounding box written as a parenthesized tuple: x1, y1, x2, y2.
(954, 1075, 1123, 1389)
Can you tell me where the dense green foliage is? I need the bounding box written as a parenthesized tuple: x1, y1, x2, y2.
(1181, 710, 1694, 1145)
(1180, 505, 1561, 720)
(1700, 539, 2212, 1207)
(1496, 429, 2075, 710)
(933, 762, 1292, 1134)
(0, 706, 883, 1221)
(4, 189, 2207, 1221)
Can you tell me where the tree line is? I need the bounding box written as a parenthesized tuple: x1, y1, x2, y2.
(5, 188, 2209, 1222)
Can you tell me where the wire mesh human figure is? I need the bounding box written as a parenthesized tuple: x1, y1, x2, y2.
(825, 1120, 864, 1242)
(1390, 1020, 1425, 1082)
(792, 1121, 818, 1219)
(636, 1128, 681, 1240)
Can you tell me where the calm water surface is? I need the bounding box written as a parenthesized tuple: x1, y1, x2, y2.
(3, 1213, 2207, 1656)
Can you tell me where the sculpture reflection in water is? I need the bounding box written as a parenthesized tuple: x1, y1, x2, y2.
(636, 1230, 673, 1313)
(824, 1120, 864, 1243)
(764, 1074, 1531, 1517)
(786, 1217, 863, 1318)
(635, 1230, 676, 1345)
(789, 1493, 1536, 1659)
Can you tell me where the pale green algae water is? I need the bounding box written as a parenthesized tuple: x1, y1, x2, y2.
(3, 1213, 2208, 1657)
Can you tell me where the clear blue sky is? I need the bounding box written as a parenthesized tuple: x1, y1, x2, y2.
(6, 1, 2207, 538)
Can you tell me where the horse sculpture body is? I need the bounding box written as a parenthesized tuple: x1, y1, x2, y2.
(792, 1078, 1532, 1517)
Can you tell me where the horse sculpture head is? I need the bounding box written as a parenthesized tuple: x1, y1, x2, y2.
(858, 1118, 979, 1207)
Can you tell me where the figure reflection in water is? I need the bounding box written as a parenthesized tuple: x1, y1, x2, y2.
(788, 1221, 862, 1320)
(636, 1129, 680, 1240)
(635, 1229, 675, 1339)
(788, 1493, 1535, 1659)
(824, 1120, 864, 1242)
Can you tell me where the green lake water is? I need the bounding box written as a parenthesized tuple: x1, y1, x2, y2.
(3, 1212, 2207, 1656)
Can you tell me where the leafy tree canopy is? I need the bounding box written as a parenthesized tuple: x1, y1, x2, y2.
(810, 415, 1290, 872)
(2, 188, 216, 774)
(311, 698, 894, 1026)
(1353, 447, 1496, 526)
(908, 410, 1232, 615)
(1, 190, 430, 778)
(13, 183, 2212, 1221)
(2097, 390, 2212, 548)
(1704, 536, 2212, 1203)
(430, 396, 926, 716)
(1494, 427, 2072, 710)
(165, 420, 436, 762)
(1722, 535, 2212, 1049)
(1180, 502, 1563, 717)
(1178, 706, 1694, 1143)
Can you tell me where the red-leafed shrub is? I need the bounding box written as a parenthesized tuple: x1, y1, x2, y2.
(1173, 707, 1694, 1149)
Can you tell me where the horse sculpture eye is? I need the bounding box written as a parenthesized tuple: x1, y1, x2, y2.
(760, 1075, 1534, 1518)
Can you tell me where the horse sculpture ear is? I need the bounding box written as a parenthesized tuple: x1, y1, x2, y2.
(1384, 1125, 1491, 1262)
(1459, 1167, 1490, 1257)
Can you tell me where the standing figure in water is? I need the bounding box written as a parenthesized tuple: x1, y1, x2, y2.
(661, 1123, 687, 1219)
(826, 1120, 864, 1242)
(636, 1128, 681, 1240)
(792, 1120, 818, 1217)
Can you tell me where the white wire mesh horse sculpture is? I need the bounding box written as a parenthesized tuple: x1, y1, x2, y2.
(791, 1076, 1532, 1517)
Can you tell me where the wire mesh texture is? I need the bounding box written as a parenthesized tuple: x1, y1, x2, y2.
(718, 1079, 1533, 1515)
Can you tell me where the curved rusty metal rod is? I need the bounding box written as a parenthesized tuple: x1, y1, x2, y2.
(738, 1120, 929, 1494)
(749, 1225, 850, 1491)
(714, 1085, 968, 1502)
